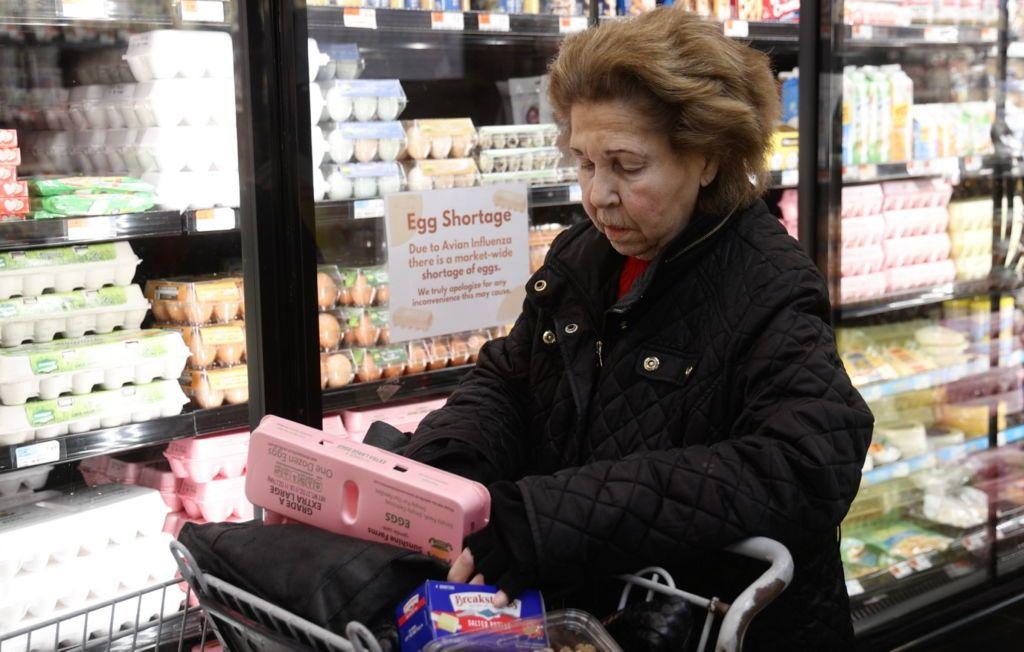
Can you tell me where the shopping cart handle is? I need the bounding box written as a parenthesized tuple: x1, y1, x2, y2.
(169, 539, 211, 595)
(717, 537, 793, 652)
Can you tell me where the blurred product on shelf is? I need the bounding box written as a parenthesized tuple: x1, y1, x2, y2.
(529, 223, 569, 272)
(768, 126, 798, 171)
(0, 464, 53, 498)
(320, 80, 407, 124)
(324, 121, 405, 164)
(778, 187, 798, 240)
(404, 158, 479, 191)
(403, 118, 477, 160)
(308, 41, 365, 83)
(323, 161, 405, 200)
(844, 0, 1000, 26)
(0, 128, 26, 222)
(842, 65, 914, 167)
(779, 67, 799, 128)
(947, 198, 993, 282)
(183, 365, 249, 409)
(145, 276, 245, 326)
(477, 124, 558, 150)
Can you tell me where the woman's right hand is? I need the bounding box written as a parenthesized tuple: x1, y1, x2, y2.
(448, 547, 512, 608)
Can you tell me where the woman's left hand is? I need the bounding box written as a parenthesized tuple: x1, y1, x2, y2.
(447, 547, 512, 607)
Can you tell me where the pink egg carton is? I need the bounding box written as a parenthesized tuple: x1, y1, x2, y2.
(140, 462, 182, 511)
(883, 234, 952, 268)
(164, 430, 250, 483)
(247, 415, 490, 565)
(883, 206, 950, 239)
(842, 246, 885, 277)
(841, 184, 884, 218)
(177, 475, 253, 523)
(884, 259, 956, 293)
(842, 215, 886, 248)
(881, 179, 953, 211)
(78, 456, 110, 487)
(162, 509, 243, 539)
(840, 272, 888, 304)
(339, 396, 447, 442)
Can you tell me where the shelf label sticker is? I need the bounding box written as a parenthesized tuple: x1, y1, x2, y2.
(892, 462, 910, 478)
(851, 24, 874, 40)
(66, 217, 115, 242)
(906, 159, 932, 176)
(343, 7, 377, 30)
(858, 164, 878, 181)
(478, 12, 510, 32)
(179, 0, 225, 22)
(845, 579, 864, 597)
(841, 166, 856, 181)
(781, 169, 799, 187)
(723, 20, 749, 38)
(384, 183, 529, 343)
(353, 198, 385, 220)
(568, 183, 582, 203)
(15, 440, 60, 468)
(963, 155, 983, 172)
(889, 561, 913, 579)
(60, 0, 108, 19)
(981, 27, 998, 42)
(195, 207, 235, 232)
(559, 16, 587, 34)
(908, 556, 933, 572)
(924, 26, 958, 43)
(431, 12, 464, 31)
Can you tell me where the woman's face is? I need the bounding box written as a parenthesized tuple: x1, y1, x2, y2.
(570, 100, 717, 260)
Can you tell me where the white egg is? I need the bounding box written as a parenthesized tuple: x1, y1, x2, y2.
(379, 174, 402, 195)
(325, 87, 353, 122)
(454, 174, 475, 188)
(407, 167, 432, 191)
(335, 60, 361, 80)
(353, 97, 377, 122)
(327, 128, 354, 163)
(354, 176, 377, 198)
(310, 84, 325, 126)
(405, 127, 431, 160)
(478, 153, 493, 173)
(433, 174, 455, 190)
(377, 97, 401, 121)
(507, 155, 522, 172)
(313, 165, 329, 201)
(429, 136, 453, 160)
(327, 168, 353, 200)
(378, 138, 402, 161)
(492, 134, 507, 149)
(354, 139, 378, 163)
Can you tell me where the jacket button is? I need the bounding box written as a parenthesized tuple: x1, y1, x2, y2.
(620, 321, 628, 330)
(643, 356, 660, 372)
(564, 323, 578, 334)
(533, 279, 547, 292)
(542, 330, 556, 344)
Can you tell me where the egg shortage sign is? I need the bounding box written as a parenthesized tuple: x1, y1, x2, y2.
(384, 183, 529, 342)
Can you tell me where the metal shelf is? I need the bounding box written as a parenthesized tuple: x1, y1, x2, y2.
(308, 7, 585, 39)
(0, 0, 230, 26)
(840, 23, 999, 49)
(856, 356, 991, 404)
(841, 154, 1005, 185)
(0, 208, 239, 251)
(839, 277, 1003, 320)
(322, 365, 468, 414)
(0, 403, 248, 472)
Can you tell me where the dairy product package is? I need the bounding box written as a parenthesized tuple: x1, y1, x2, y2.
(183, 364, 249, 409)
(323, 162, 405, 200)
(133, 78, 236, 128)
(341, 396, 446, 441)
(883, 207, 949, 239)
(124, 30, 233, 81)
(840, 272, 888, 304)
(0, 378, 189, 446)
(322, 79, 407, 122)
(841, 245, 885, 277)
(142, 170, 241, 210)
(477, 124, 558, 150)
(0, 465, 53, 498)
(767, 126, 799, 171)
(477, 147, 561, 174)
(403, 119, 477, 161)
(145, 276, 244, 325)
(164, 430, 250, 482)
(883, 259, 956, 294)
(404, 158, 479, 191)
(397, 581, 545, 652)
(326, 121, 406, 164)
(841, 215, 886, 248)
(135, 126, 239, 173)
(178, 475, 253, 522)
(0, 242, 140, 300)
(159, 320, 247, 368)
(882, 233, 952, 268)
(0, 329, 190, 405)
(31, 192, 155, 218)
(246, 415, 491, 563)
(841, 183, 884, 218)
(0, 285, 150, 348)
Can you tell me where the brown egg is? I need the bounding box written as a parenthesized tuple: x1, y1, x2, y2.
(151, 301, 170, 322)
(225, 386, 249, 404)
(213, 301, 240, 322)
(427, 341, 449, 370)
(467, 332, 488, 362)
(183, 302, 215, 324)
(319, 312, 342, 350)
(451, 135, 473, 158)
(375, 284, 389, 305)
(320, 358, 328, 389)
(354, 350, 381, 382)
(378, 325, 390, 345)
(191, 376, 224, 409)
(317, 272, 338, 309)
(406, 342, 428, 374)
(217, 343, 245, 366)
(338, 285, 353, 306)
(241, 339, 247, 361)
(326, 353, 353, 388)
(353, 311, 378, 346)
(192, 341, 218, 368)
(449, 337, 470, 366)
(350, 272, 373, 307)
(382, 359, 403, 378)
(167, 303, 186, 324)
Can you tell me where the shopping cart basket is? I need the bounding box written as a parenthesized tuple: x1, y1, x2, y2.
(170, 536, 792, 652)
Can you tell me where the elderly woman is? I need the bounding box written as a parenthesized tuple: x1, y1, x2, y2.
(405, 8, 872, 650)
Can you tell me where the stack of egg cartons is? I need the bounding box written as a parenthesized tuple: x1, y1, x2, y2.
(840, 184, 888, 304)
(144, 276, 248, 410)
(403, 118, 480, 191)
(79, 449, 182, 513)
(0, 485, 182, 651)
(0, 243, 190, 449)
(338, 396, 447, 443)
(947, 198, 993, 282)
(0, 128, 28, 222)
(474, 124, 562, 188)
(161, 430, 252, 539)
(879, 179, 955, 294)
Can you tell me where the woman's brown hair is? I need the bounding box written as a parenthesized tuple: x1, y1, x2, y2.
(547, 7, 780, 215)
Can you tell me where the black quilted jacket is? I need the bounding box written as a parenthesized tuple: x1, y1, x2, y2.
(406, 199, 873, 650)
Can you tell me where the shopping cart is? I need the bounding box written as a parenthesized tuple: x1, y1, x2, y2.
(170, 536, 793, 652)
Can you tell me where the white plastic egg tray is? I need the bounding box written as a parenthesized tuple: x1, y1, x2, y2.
(124, 30, 233, 82)
(0, 465, 53, 498)
(142, 171, 240, 211)
(0, 285, 149, 348)
(0, 330, 190, 406)
(0, 243, 140, 301)
(0, 485, 170, 580)
(0, 379, 189, 446)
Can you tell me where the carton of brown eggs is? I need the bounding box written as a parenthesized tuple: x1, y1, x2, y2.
(404, 158, 479, 191)
(402, 119, 477, 160)
(144, 276, 244, 325)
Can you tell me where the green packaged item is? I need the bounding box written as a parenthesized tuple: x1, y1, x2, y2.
(30, 192, 155, 217)
(855, 521, 952, 561)
(27, 176, 154, 197)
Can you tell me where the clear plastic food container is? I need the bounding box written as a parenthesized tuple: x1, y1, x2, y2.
(183, 365, 248, 409)
(145, 276, 244, 325)
(159, 320, 247, 369)
(477, 147, 562, 174)
(320, 350, 355, 389)
(324, 42, 365, 80)
(124, 30, 234, 81)
(337, 267, 388, 307)
(0, 285, 150, 348)
(324, 121, 406, 164)
(477, 123, 559, 150)
(423, 609, 621, 652)
(317, 265, 343, 310)
(0, 241, 140, 300)
(404, 158, 479, 191)
(351, 346, 408, 382)
(323, 161, 405, 200)
(403, 118, 477, 160)
(322, 79, 407, 122)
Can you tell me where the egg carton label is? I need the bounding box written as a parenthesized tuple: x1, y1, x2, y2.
(414, 158, 478, 176)
(0, 130, 17, 148)
(201, 365, 248, 391)
(415, 119, 476, 138)
(197, 323, 246, 345)
(16, 331, 172, 375)
(333, 79, 405, 99)
(24, 394, 104, 426)
(0, 287, 131, 320)
(0, 149, 21, 165)
(0, 243, 119, 272)
(339, 162, 403, 179)
(324, 43, 361, 61)
(338, 121, 406, 140)
(193, 280, 242, 302)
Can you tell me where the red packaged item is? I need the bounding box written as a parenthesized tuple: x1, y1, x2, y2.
(0, 215, 26, 223)
(0, 130, 16, 149)
(0, 166, 15, 183)
(762, 0, 799, 21)
(0, 149, 20, 165)
(0, 181, 27, 199)
(1, 197, 29, 215)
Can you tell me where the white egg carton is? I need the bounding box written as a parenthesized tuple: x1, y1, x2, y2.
(0, 466, 53, 498)
(133, 79, 236, 128)
(404, 158, 479, 191)
(124, 30, 234, 82)
(321, 79, 407, 123)
(309, 40, 364, 82)
(135, 126, 238, 173)
(0, 286, 149, 348)
(0, 485, 170, 580)
(0, 379, 188, 446)
(142, 171, 240, 211)
(477, 147, 562, 174)
(322, 162, 405, 201)
(324, 121, 405, 164)
(0, 242, 140, 301)
(0, 533, 177, 632)
(477, 123, 559, 150)
(0, 330, 190, 405)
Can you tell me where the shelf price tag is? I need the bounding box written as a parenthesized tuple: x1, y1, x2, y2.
(559, 16, 587, 34)
(568, 183, 582, 203)
(60, 0, 108, 19)
(963, 155, 983, 172)
(781, 169, 799, 187)
(858, 164, 878, 181)
(924, 26, 958, 43)
(908, 555, 933, 572)
(431, 12, 464, 31)
(343, 7, 377, 30)
(981, 27, 998, 42)
(889, 561, 913, 579)
(195, 207, 235, 232)
(845, 580, 865, 597)
(906, 159, 932, 176)
(478, 12, 510, 32)
(179, 0, 225, 22)
(723, 20, 749, 38)
(354, 198, 385, 220)
(851, 24, 874, 41)
(66, 217, 115, 242)
(14, 440, 60, 468)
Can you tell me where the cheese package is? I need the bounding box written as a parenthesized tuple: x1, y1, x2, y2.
(246, 415, 490, 564)
(397, 581, 545, 652)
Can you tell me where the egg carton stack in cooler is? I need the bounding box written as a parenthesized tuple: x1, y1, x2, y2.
(0, 484, 182, 651)
(0, 242, 190, 448)
(0, 129, 27, 223)
(79, 448, 181, 512)
(947, 197, 993, 282)
(402, 118, 481, 191)
(19, 29, 240, 212)
(144, 276, 248, 410)
(475, 124, 573, 188)
(529, 223, 570, 273)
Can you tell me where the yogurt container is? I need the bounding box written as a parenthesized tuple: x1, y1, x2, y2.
(0, 329, 190, 405)
(323, 162, 405, 200)
(322, 79, 407, 123)
(0, 379, 189, 446)
(0, 285, 150, 348)
(145, 276, 244, 325)
(124, 30, 234, 81)
(0, 242, 140, 300)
